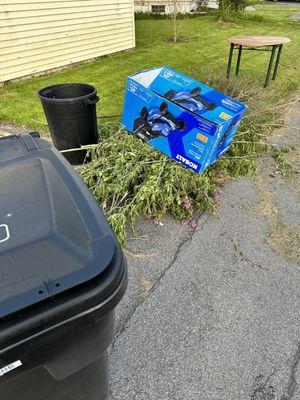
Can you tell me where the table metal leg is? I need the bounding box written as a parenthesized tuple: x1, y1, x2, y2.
(264, 45, 277, 88)
(236, 45, 243, 76)
(227, 43, 234, 79)
(272, 44, 283, 81)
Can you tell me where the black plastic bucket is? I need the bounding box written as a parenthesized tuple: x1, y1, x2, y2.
(38, 83, 99, 164)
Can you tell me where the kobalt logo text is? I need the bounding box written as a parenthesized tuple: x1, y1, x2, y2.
(176, 155, 197, 170)
(129, 83, 138, 94)
(221, 98, 234, 106)
(221, 98, 238, 110)
(162, 70, 175, 79)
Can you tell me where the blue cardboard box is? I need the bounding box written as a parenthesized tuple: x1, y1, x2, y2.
(122, 66, 247, 173)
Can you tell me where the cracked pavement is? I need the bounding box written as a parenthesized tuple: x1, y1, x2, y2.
(108, 97, 300, 399)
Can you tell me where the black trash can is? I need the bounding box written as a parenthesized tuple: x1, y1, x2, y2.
(0, 133, 127, 400)
(38, 83, 99, 165)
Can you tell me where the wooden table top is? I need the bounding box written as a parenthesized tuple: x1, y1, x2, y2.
(228, 36, 291, 47)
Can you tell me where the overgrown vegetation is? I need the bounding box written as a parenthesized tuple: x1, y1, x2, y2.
(218, 0, 246, 21)
(273, 146, 296, 177)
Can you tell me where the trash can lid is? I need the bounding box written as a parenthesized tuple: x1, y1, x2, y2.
(0, 134, 120, 319)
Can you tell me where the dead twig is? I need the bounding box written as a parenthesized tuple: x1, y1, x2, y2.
(60, 144, 98, 153)
(123, 248, 157, 259)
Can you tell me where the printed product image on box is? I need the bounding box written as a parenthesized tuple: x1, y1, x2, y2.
(122, 66, 247, 173)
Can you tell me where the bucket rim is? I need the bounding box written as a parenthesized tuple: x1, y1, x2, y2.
(38, 83, 97, 103)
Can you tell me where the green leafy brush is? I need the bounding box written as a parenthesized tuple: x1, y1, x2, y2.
(273, 146, 296, 177)
(80, 123, 216, 244)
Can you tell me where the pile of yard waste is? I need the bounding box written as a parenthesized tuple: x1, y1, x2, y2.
(80, 79, 292, 244)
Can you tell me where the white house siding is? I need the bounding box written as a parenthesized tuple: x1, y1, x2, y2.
(0, 0, 135, 83)
(134, 1, 200, 13)
(134, 0, 218, 13)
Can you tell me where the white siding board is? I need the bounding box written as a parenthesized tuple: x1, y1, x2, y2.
(0, 17, 132, 38)
(1, 33, 133, 65)
(0, 7, 133, 22)
(0, 38, 132, 71)
(0, 15, 133, 35)
(0, 21, 133, 46)
(0, 42, 132, 82)
(1, 0, 130, 4)
(0, 25, 133, 53)
(1, 1, 131, 11)
(0, 11, 133, 28)
(1, 30, 133, 60)
(0, 0, 135, 82)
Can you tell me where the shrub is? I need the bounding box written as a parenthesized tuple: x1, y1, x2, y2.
(218, 0, 246, 20)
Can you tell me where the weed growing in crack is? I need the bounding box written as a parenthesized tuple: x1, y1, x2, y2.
(272, 147, 296, 177)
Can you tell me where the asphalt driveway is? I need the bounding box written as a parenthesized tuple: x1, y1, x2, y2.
(108, 97, 300, 400)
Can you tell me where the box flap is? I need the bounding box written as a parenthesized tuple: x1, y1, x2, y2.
(130, 66, 247, 125)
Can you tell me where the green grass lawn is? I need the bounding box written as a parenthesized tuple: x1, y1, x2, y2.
(0, 3, 299, 133)
(251, 3, 300, 21)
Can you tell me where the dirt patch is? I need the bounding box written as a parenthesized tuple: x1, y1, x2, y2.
(138, 275, 154, 300)
(248, 95, 300, 262)
(291, 12, 300, 21)
(164, 35, 200, 43)
(252, 176, 300, 262)
(251, 374, 276, 400)
(285, 147, 300, 174)
(283, 146, 300, 197)
(0, 121, 50, 138)
(0, 121, 29, 136)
